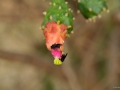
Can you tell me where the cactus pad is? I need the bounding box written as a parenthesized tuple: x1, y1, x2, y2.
(41, 0, 73, 34)
(78, 0, 108, 19)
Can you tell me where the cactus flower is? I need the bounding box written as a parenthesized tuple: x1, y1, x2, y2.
(41, 0, 73, 65)
(43, 21, 67, 65)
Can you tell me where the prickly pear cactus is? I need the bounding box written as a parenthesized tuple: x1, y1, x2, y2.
(41, 0, 73, 65)
(41, 0, 73, 34)
(41, 0, 109, 65)
(78, 0, 108, 19)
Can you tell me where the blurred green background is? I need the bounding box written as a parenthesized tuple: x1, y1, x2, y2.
(0, 0, 120, 90)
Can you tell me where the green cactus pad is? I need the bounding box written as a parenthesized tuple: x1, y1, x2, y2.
(78, 0, 108, 19)
(41, 0, 73, 34)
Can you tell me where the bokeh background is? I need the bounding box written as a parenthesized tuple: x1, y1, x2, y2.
(0, 0, 120, 90)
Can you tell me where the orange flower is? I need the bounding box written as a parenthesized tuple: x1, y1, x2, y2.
(44, 22, 67, 51)
(43, 21, 68, 65)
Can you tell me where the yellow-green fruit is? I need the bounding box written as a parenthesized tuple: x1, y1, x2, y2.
(54, 58, 62, 65)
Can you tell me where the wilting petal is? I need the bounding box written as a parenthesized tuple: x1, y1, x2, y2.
(43, 22, 67, 52)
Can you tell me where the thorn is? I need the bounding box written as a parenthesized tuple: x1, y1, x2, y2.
(68, 8, 71, 11)
(66, 34, 70, 37)
(65, 2, 68, 4)
(92, 17, 96, 23)
(92, 18, 96, 23)
(71, 31, 74, 34)
(78, 0, 80, 3)
(98, 14, 101, 18)
(103, 7, 106, 11)
(65, 13, 68, 17)
(88, 18, 92, 22)
(53, 3, 56, 6)
(73, 17, 75, 20)
(107, 9, 110, 13)
(43, 12, 47, 15)
(49, 2, 52, 5)
(41, 26, 45, 29)
(67, 25, 71, 28)
(39, 27, 41, 30)
(57, 20, 60, 24)
(77, 10, 80, 14)
(49, 15, 52, 20)
(88, 8, 92, 12)
(59, 6, 61, 9)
